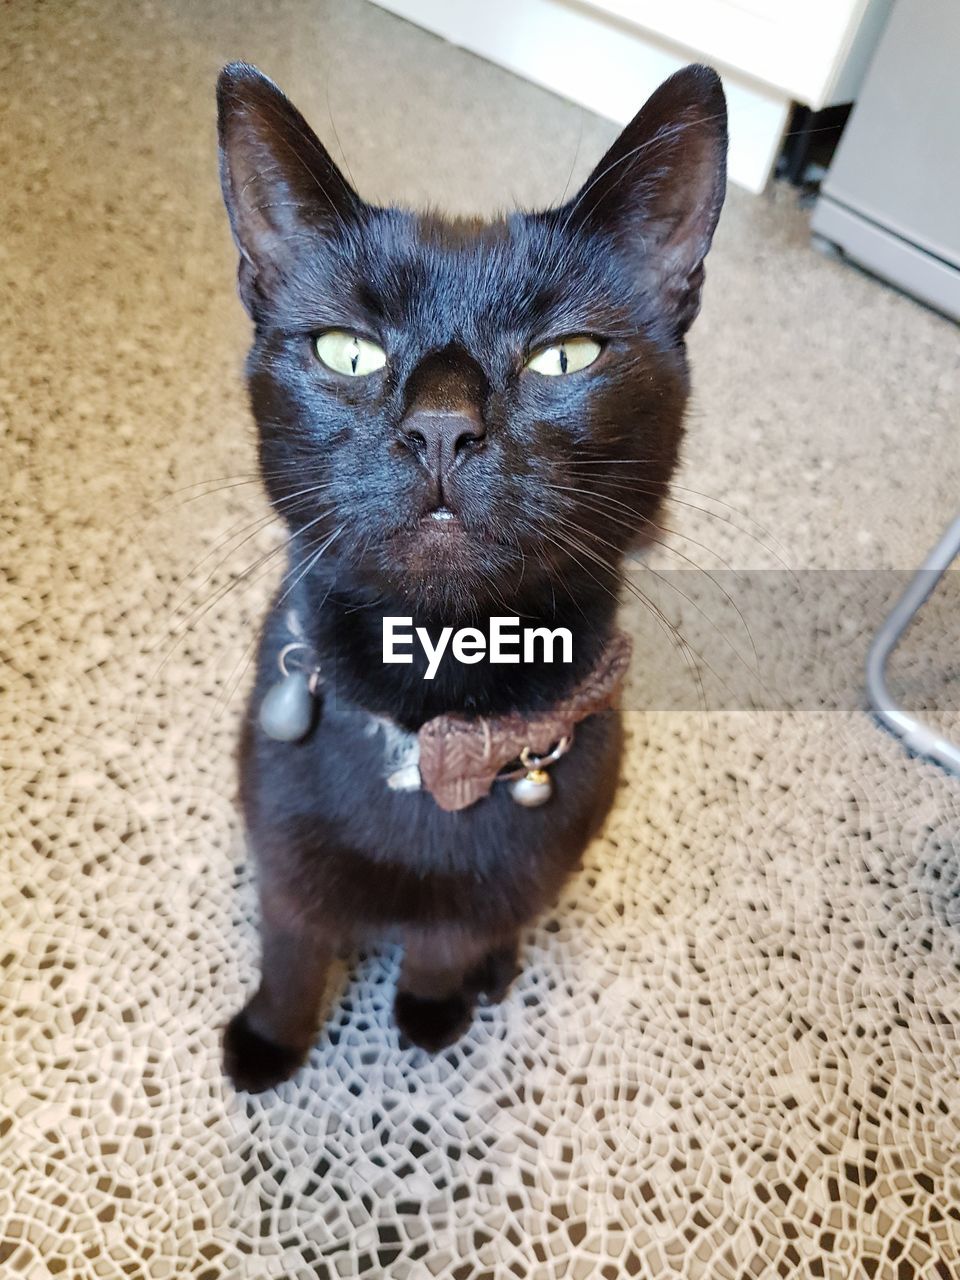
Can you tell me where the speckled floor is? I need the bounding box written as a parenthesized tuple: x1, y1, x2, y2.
(2, 1, 960, 1277)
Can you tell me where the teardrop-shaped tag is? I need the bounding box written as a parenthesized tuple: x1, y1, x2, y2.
(259, 671, 315, 742)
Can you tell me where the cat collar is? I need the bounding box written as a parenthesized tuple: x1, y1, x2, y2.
(259, 613, 632, 813)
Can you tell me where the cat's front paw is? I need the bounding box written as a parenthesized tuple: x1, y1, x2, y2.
(394, 990, 472, 1052)
(223, 1007, 306, 1092)
(467, 945, 518, 1006)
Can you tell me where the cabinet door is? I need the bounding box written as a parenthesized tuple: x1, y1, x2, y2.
(582, 0, 886, 107)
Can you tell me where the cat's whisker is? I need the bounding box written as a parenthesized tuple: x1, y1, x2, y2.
(201, 522, 345, 711)
(497, 494, 635, 638)
(154, 472, 262, 499)
(500, 484, 739, 712)
(149, 503, 336, 685)
(166, 507, 288, 620)
(147, 464, 334, 523)
(557, 109, 586, 207)
(165, 496, 316, 624)
(164, 483, 336, 622)
(546, 481, 734, 568)
(207, 537, 342, 729)
(548, 502, 763, 689)
(551, 519, 707, 709)
(539, 518, 710, 714)
(563, 468, 792, 568)
(543, 484, 760, 670)
(545, 481, 758, 637)
(543, 479, 666, 527)
(167, 473, 313, 507)
(323, 80, 359, 193)
(146, 537, 287, 689)
(567, 461, 789, 538)
(274, 522, 347, 611)
(480, 567, 523, 621)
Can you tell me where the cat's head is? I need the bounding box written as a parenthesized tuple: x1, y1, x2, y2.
(217, 62, 726, 619)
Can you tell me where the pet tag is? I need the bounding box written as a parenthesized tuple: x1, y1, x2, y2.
(259, 670, 316, 742)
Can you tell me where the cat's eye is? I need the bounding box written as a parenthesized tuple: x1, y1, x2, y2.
(526, 336, 602, 377)
(314, 330, 387, 377)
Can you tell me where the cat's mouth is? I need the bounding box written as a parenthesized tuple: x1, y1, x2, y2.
(419, 505, 462, 530)
(404, 506, 505, 548)
(398, 509, 475, 559)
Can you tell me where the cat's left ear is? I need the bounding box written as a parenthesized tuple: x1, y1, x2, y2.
(566, 65, 728, 338)
(216, 62, 361, 316)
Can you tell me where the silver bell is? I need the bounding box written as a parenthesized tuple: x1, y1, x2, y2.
(509, 768, 553, 808)
(259, 671, 315, 742)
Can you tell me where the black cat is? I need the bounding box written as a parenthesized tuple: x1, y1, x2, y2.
(216, 60, 726, 1091)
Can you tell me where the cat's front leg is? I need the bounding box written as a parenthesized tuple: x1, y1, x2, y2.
(223, 883, 333, 1093)
(395, 927, 520, 1052)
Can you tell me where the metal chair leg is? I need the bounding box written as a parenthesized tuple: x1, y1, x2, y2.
(866, 515, 960, 774)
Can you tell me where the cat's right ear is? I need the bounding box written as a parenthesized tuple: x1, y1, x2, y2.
(216, 62, 360, 316)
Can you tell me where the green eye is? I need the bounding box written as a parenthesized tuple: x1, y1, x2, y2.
(526, 336, 602, 376)
(314, 330, 387, 376)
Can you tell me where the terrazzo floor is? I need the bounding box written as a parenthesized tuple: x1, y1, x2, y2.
(2, 1, 959, 1277)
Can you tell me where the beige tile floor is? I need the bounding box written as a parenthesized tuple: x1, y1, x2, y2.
(2, 1, 959, 1277)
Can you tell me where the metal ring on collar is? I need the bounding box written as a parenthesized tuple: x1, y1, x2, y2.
(496, 733, 574, 782)
(278, 642, 311, 678)
(278, 642, 322, 694)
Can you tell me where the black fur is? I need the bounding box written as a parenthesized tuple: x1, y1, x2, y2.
(216, 60, 727, 1089)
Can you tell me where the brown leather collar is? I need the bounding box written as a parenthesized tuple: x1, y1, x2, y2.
(277, 612, 632, 813)
(417, 630, 633, 811)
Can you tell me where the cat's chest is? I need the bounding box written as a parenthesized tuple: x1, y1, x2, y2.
(245, 681, 620, 870)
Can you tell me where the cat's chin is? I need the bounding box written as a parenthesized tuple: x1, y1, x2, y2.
(379, 517, 511, 594)
(403, 510, 473, 566)
(379, 562, 496, 613)
(370, 535, 516, 613)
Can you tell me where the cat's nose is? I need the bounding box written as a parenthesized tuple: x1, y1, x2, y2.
(400, 406, 485, 482)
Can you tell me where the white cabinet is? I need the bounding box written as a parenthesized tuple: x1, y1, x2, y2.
(369, 0, 892, 192)
(582, 0, 892, 107)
